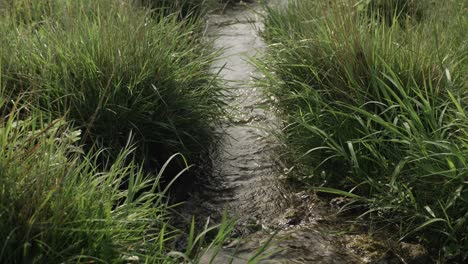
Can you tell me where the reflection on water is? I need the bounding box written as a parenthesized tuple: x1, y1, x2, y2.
(183, 3, 367, 263)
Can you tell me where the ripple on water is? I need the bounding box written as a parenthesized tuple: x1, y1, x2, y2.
(183, 3, 377, 264)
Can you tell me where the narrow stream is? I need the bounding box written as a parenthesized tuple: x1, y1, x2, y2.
(199, 3, 289, 232)
(183, 3, 371, 263)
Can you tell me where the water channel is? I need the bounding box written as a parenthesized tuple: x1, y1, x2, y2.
(182, 2, 392, 263)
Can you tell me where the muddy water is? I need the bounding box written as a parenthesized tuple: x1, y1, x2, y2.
(184, 3, 368, 263)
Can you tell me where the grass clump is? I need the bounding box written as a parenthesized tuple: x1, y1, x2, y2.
(0, 0, 239, 262)
(0, 100, 171, 263)
(358, 0, 427, 25)
(0, 0, 224, 172)
(261, 0, 467, 261)
(136, 0, 216, 18)
(0, 99, 237, 263)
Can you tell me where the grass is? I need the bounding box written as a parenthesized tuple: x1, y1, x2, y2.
(260, 0, 467, 262)
(0, 99, 242, 263)
(137, 0, 216, 18)
(134, 0, 246, 18)
(0, 0, 225, 173)
(0, 0, 245, 262)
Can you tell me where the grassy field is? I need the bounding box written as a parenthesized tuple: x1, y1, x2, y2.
(261, 0, 467, 262)
(0, 0, 235, 262)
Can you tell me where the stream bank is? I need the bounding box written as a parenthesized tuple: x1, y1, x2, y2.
(181, 2, 424, 263)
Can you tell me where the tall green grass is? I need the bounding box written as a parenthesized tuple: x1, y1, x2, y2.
(0, 0, 225, 172)
(0, 99, 239, 263)
(0, 100, 166, 262)
(136, 0, 215, 18)
(0, 0, 243, 262)
(261, 0, 467, 261)
(359, 0, 427, 25)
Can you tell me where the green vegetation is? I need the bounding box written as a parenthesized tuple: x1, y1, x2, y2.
(0, 101, 165, 262)
(137, 0, 216, 18)
(261, 0, 467, 261)
(0, 0, 224, 168)
(0, 0, 235, 262)
(135, 0, 245, 18)
(0, 99, 241, 263)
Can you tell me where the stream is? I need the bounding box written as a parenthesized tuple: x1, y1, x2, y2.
(181, 2, 389, 263)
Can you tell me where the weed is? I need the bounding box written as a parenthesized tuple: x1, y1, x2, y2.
(260, 0, 468, 261)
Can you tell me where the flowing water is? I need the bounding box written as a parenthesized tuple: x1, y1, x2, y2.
(182, 2, 389, 263)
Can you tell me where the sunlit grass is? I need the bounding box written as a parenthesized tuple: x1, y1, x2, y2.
(0, 99, 243, 263)
(0, 0, 225, 171)
(0, 100, 164, 262)
(260, 0, 467, 261)
(0, 0, 240, 262)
